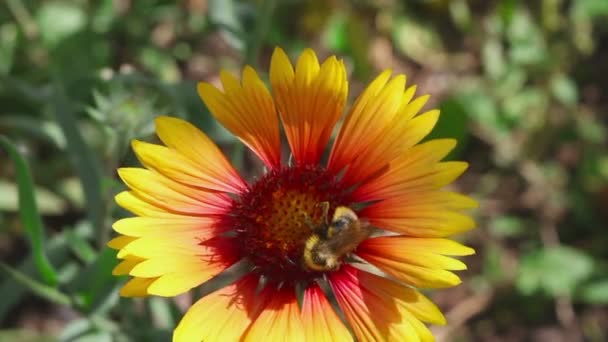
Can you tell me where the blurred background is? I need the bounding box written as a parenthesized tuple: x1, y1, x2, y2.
(1, 0, 607, 341)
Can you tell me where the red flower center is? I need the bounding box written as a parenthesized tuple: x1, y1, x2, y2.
(226, 165, 349, 283)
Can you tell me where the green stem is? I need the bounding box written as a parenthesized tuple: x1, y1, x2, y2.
(4, 0, 38, 39)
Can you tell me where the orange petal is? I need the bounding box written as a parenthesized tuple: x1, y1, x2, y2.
(244, 287, 305, 342)
(270, 47, 348, 165)
(153, 116, 247, 192)
(117, 168, 232, 216)
(173, 276, 262, 342)
(329, 265, 444, 342)
(357, 236, 475, 288)
(301, 284, 353, 342)
(198, 67, 281, 168)
(132, 140, 246, 194)
(340, 108, 440, 187)
(352, 139, 465, 201)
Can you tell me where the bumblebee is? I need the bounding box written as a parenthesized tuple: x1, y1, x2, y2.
(302, 204, 373, 272)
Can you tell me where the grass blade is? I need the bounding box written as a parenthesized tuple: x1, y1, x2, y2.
(0, 263, 70, 306)
(51, 81, 106, 246)
(0, 136, 58, 285)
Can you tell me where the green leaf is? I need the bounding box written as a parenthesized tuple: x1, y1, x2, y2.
(65, 228, 97, 264)
(580, 279, 608, 304)
(483, 244, 507, 283)
(0, 330, 56, 342)
(209, 0, 245, 51)
(67, 247, 119, 313)
(139, 48, 181, 82)
(0, 263, 70, 306)
(0, 136, 58, 285)
(0, 180, 67, 215)
(0, 115, 66, 148)
(0, 23, 18, 75)
(392, 16, 446, 67)
(149, 297, 175, 329)
(550, 74, 578, 107)
(424, 98, 469, 158)
(489, 216, 526, 238)
(323, 12, 373, 79)
(482, 38, 505, 79)
(36, 1, 86, 48)
(517, 246, 594, 297)
(323, 14, 349, 52)
(0, 223, 93, 320)
(572, 0, 608, 19)
(60, 317, 122, 342)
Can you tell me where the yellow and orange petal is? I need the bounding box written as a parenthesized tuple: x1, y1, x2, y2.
(173, 276, 263, 341)
(357, 236, 475, 288)
(301, 284, 353, 342)
(327, 70, 436, 187)
(244, 287, 305, 342)
(270, 47, 348, 165)
(117, 167, 232, 216)
(153, 116, 247, 193)
(198, 67, 281, 168)
(109, 234, 237, 297)
(329, 265, 445, 342)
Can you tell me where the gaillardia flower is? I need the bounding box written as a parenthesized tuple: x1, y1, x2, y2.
(108, 47, 476, 341)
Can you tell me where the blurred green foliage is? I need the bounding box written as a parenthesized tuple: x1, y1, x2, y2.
(1, 0, 607, 341)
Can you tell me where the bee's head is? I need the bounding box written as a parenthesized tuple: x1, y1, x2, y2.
(327, 206, 359, 238)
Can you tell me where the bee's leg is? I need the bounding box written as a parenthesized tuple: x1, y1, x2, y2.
(285, 255, 297, 266)
(316, 201, 330, 225)
(300, 211, 316, 231)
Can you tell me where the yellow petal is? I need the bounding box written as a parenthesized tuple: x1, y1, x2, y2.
(114, 191, 182, 218)
(147, 268, 224, 297)
(120, 277, 157, 297)
(107, 235, 136, 250)
(129, 255, 213, 277)
(173, 276, 262, 342)
(119, 236, 196, 258)
(112, 216, 219, 238)
(118, 236, 236, 297)
(153, 116, 247, 189)
(112, 257, 144, 276)
(270, 47, 348, 165)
